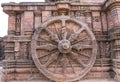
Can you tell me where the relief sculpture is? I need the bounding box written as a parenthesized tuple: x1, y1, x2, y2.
(1, 0, 120, 82)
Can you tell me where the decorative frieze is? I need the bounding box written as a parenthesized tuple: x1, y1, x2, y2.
(4, 36, 31, 42)
(2, 2, 102, 13)
(56, 3, 70, 10)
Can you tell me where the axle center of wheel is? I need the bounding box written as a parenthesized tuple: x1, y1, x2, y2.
(63, 43, 69, 49)
(58, 40, 72, 53)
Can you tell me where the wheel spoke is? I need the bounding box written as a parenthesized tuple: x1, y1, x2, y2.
(67, 23, 75, 38)
(60, 19, 68, 40)
(61, 19, 66, 27)
(45, 28, 60, 42)
(60, 54, 69, 74)
(36, 44, 57, 51)
(63, 54, 69, 74)
(53, 23, 61, 40)
(54, 54, 62, 73)
(69, 27, 85, 42)
(67, 55, 76, 74)
(39, 36, 57, 45)
(72, 35, 89, 45)
(44, 51, 59, 67)
(72, 44, 92, 51)
(61, 28, 67, 40)
(76, 51, 90, 58)
(38, 50, 57, 59)
(70, 51, 86, 68)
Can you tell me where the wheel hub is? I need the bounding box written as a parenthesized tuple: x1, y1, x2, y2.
(58, 40, 72, 53)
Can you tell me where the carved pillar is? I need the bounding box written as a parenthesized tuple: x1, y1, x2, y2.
(92, 12, 102, 35)
(20, 42, 29, 60)
(110, 8, 120, 58)
(42, 11, 51, 22)
(15, 13, 21, 36)
(14, 42, 20, 59)
(85, 12, 92, 31)
(8, 13, 16, 35)
(21, 11, 34, 36)
(101, 12, 108, 34)
(35, 12, 42, 28)
(106, 2, 120, 81)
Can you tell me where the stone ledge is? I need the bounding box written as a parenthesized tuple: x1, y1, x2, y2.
(79, 78, 115, 82)
(1, 2, 103, 6)
(6, 78, 115, 82)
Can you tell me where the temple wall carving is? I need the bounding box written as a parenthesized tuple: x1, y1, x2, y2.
(0, 0, 120, 82)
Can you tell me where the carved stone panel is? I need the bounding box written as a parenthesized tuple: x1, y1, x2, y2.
(8, 14, 16, 35)
(42, 11, 52, 22)
(22, 11, 34, 35)
(16, 14, 21, 35)
(92, 12, 102, 34)
(35, 14, 42, 28)
(2, 0, 120, 82)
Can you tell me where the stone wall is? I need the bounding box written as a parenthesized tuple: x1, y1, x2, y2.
(1, 0, 120, 82)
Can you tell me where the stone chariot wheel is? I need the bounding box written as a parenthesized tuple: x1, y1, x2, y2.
(31, 16, 97, 82)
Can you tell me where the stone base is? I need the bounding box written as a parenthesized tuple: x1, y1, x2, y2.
(3, 78, 115, 82)
(79, 78, 115, 82)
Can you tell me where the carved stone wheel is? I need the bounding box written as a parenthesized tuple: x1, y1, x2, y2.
(31, 16, 97, 82)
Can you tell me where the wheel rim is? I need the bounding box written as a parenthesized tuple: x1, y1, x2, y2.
(31, 16, 98, 82)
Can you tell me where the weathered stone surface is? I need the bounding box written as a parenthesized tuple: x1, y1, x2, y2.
(1, 0, 120, 82)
